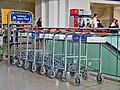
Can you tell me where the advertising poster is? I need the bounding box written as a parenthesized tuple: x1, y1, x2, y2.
(1, 8, 11, 24)
(0, 9, 1, 24)
(0, 34, 3, 60)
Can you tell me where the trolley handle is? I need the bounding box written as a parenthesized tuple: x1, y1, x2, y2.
(81, 32, 90, 36)
(64, 32, 75, 39)
(66, 32, 74, 35)
(53, 31, 61, 35)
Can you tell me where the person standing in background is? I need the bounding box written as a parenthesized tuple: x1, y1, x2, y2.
(78, 16, 85, 28)
(97, 19, 104, 28)
(115, 19, 119, 28)
(92, 13, 98, 28)
(110, 18, 116, 28)
(36, 18, 42, 49)
(109, 18, 119, 33)
(36, 18, 42, 27)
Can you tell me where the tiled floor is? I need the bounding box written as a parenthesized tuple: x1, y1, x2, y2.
(0, 61, 119, 90)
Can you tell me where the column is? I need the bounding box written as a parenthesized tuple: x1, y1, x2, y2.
(35, 0, 42, 23)
(48, 0, 59, 27)
(35, 0, 49, 27)
(58, 0, 68, 27)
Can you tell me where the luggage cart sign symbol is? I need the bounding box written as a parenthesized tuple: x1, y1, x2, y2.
(72, 35, 87, 41)
(11, 14, 30, 22)
(32, 32, 39, 38)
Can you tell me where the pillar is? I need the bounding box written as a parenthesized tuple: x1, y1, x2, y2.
(35, 0, 48, 27)
(48, 0, 59, 27)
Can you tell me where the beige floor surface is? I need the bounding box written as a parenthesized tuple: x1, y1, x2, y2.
(0, 61, 120, 90)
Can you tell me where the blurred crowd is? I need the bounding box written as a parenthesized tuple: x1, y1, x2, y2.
(78, 13, 119, 28)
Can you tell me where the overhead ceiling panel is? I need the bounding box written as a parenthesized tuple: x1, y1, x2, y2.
(0, 0, 35, 3)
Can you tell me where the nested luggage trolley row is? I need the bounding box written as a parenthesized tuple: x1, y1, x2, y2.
(7, 10, 120, 86)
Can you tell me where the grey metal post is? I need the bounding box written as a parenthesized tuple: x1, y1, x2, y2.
(7, 24, 10, 66)
(19, 30, 22, 60)
(72, 42, 74, 64)
(42, 33, 46, 65)
(116, 32, 119, 76)
(64, 35, 67, 71)
(52, 33, 56, 68)
(72, 41, 75, 64)
(78, 35, 81, 74)
(25, 32, 29, 63)
(85, 43, 88, 69)
(33, 31, 37, 64)
(99, 44, 102, 74)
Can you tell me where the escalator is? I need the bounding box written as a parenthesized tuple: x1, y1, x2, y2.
(102, 41, 120, 77)
(86, 35, 120, 77)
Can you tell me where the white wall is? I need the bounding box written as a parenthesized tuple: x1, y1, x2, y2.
(68, 0, 90, 9)
(114, 7, 120, 26)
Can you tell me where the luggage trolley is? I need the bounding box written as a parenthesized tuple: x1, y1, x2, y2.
(81, 28, 112, 84)
(10, 25, 18, 65)
(31, 29, 44, 72)
(38, 28, 89, 84)
(31, 29, 55, 73)
(7, 9, 34, 66)
(9, 25, 33, 67)
(39, 29, 66, 78)
(86, 34, 105, 84)
(16, 28, 28, 67)
(61, 31, 89, 85)
(47, 31, 65, 78)
(36, 30, 62, 77)
(87, 28, 120, 84)
(39, 30, 54, 75)
(23, 30, 36, 70)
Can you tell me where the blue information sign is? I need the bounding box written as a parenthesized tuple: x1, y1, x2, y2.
(72, 35, 87, 41)
(11, 14, 30, 22)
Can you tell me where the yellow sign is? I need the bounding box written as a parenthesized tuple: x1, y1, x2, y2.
(2, 9, 11, 24)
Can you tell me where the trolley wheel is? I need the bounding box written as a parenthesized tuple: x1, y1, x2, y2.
(74, 74, 82, 86)
(17, 60, 23, 67)
(31, 64, 37, 72)
(12, 58, 16, 65)
(82, 69, 89, 80)
(24, 61, 29, 70)
(96, 73, 104, 84)
(47, 69, 56, 78)
(40, 65, 46, 75)
(62, 71, 69, 82)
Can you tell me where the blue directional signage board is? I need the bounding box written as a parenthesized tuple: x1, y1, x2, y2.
(72, 35, 87, 41)
(11, 14, 30, 22)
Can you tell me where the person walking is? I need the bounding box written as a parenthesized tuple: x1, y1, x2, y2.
(92, 13, 98, 28)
